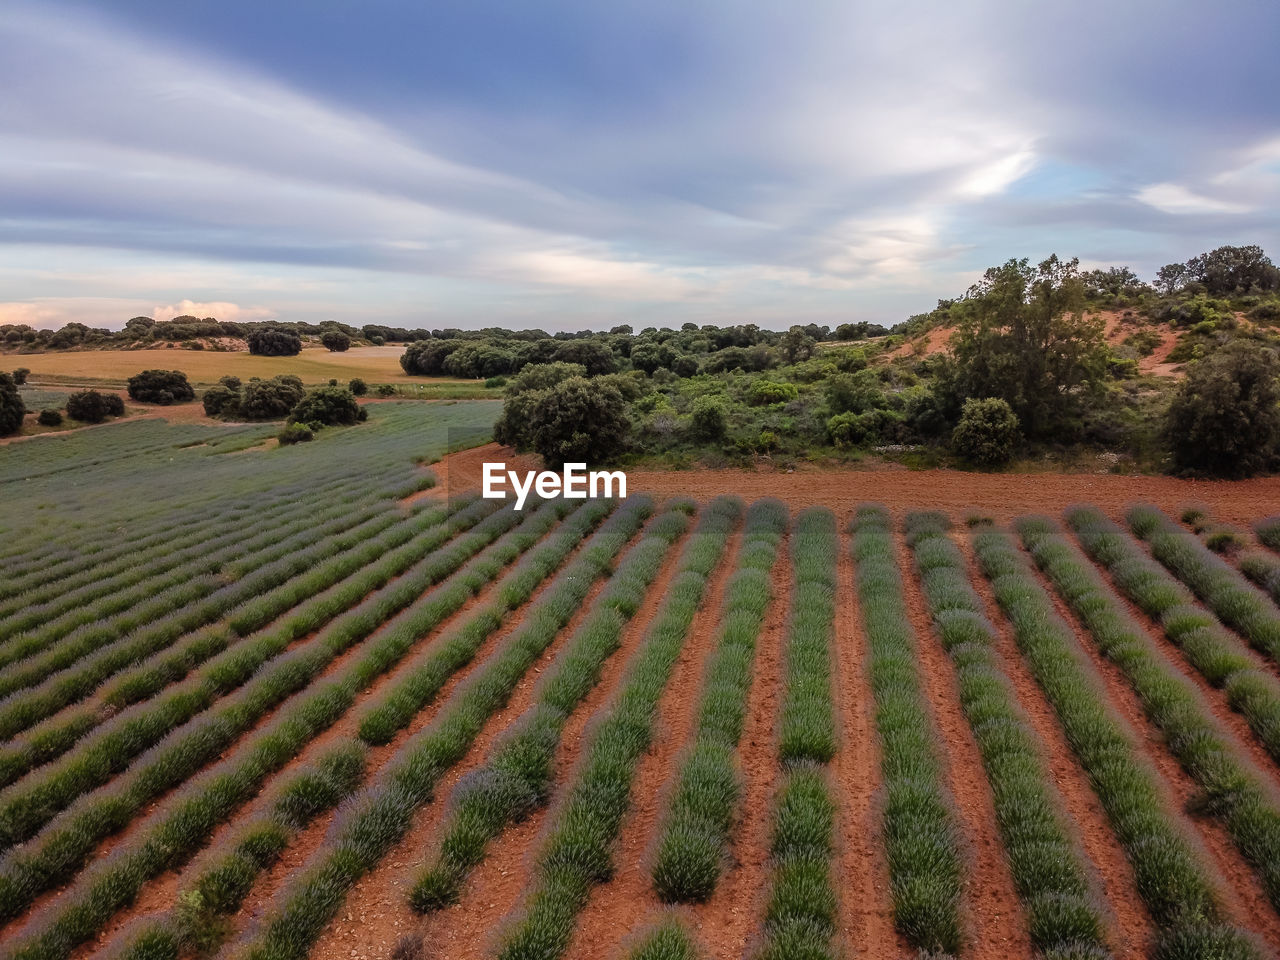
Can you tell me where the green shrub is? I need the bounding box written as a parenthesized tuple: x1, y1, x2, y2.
(12, 366, 29, 385)
(1164, 340, 1280, 478)
(278, 423, 314, 445)
(320, 330, 350, 352)
(202, 384, 238, 417)
(240, 376, 306, 420)
(348, 377, 367, 396)
(688, 396, 727, 442)
(65, 390, 117, 424)
(951, 397, 1020, 465)
(246, 327, 302, 356)
(127, 369, 195, 404)
(37, 408, 63, 427)
(376, 383, 397, 397)
(748, 380, 798, 406)
(0, 373, 24, 436)
(289, 386, 360, 426)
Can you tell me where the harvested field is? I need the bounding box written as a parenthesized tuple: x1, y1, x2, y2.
(5, 417, 1280, 960)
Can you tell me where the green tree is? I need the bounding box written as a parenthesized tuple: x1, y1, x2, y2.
(1164, 341, 1280, 478)
(0, 373, 22, 436)
(688, 395, 727, 442)
(289, 386, 361, 426)
(947, 255, 1107, 438)
(951, 397, 1020, 466)
(246, 327, 302, 357)
(320, 330, 351, 352)
(780, 326, 816, 363)
(505, 376, 629, 464)
(127, 369, 195, 405)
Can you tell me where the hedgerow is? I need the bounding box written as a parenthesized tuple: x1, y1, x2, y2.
(420, 499, 738, 959)
(904, 511, 1108, 958)
(755, 508, 838, 960)
(0, 499, 577, 956)
(108, 742, 366, 960)
(229, 498, 657, 960)
(1127, 504, 1280, 666)
(0, 498, 466, 790)
(1067, 507, 1280, 765)
(1032, 511, 1280, 915)
(412, 501, 694, 957)
(649, 499, 788, 904)
(974, 522, 1261, 958)
(849, 505, 962, 955)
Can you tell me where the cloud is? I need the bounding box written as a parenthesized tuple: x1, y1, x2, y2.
(1136, 183, 1254, 216)
(150, 300, 276, 323)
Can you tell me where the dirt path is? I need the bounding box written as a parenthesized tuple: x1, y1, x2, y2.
(1019, 553, 1280, 953)
(960, 535, 1152, 960)
(895, 532, 1030, 959)
(298, 517, 659, 960)
(563, 525, 744, 960)
(687, 531, 791, 960)
(831, 522, 904, 959)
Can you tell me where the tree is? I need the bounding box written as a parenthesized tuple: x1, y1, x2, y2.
(946, 255, 1107, 438)
(348, 377, 368, 396)
(127, 369, 195, 405)
(239, 375, 306, 420)
(37, 409, 62, 427)
(1185, 245, 1280, 296)
(66, 390, 118, 423)
(552, 339, 617, 376)
(289, 386, 360, 426)
(0, 373, 22, 436)
(321, 330, 351, 352)
(1155, 262, 1189, 295)
(688, 395, 727, 442)
(11, 368, 28, 386)
(246, 328, 302, 356)
(780, 326, 816, 363)
(401, 339, 459, 375)
(202, 384, 239, 417)
(1164, 341, 1280, 478)
(951, 397, 1020, 466)
(524, 377, 629, 464)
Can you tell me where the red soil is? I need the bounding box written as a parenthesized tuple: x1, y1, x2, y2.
(563, 525, 745, 960)
(960, 535, 1152, 959)
(831, 528, 904, 959)
(688, 533, 791, 960)
(896, 535, 1031, 959)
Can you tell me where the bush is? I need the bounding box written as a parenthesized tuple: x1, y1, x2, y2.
(0, 373, 24, 436)
(748, 380, 798, 406)
(509, 377, 630, 465)
(246, 328, 302, 356)
(320, 331, 351, 352)
(400, 339, 458, 375)
(65, 390, 118, 424)
(376, 383, 397, 397)
(219, 375, 242, 391)
(37, 408, 63, 427)
(12, 367, 29, 385)
(348, 378, 367, 396)
(202, 384, 239, 417)
(278, 423, 314, 445)
(127, 369, 195, 405)
(688, 396, 727, 442)
(951, 397, 1020, 465)
(239, 376, 306, 420)
(1164, 341, 1280, 478)
(289, 386, 360, 426)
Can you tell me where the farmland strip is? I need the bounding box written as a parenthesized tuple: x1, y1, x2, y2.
(107, 742, 367, 960)
(1026, 512, 1280, 917)
(905, 512, 1110, 958)
(221, 497, 657, 960)
(647, 499, 789, 904)
(1068, 507, 1280, 768)
(973, 522, 1263, 958)
(0, 497, 469, 790)
(0, 498, 569, 958)
(1128, 505, 1280, 668)
(848, 504, 962, 957)
(417, 500, 736, 959)
(752, 507, 839, 960)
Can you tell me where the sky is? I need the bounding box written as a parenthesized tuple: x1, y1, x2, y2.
(1, 0, 1278, 332)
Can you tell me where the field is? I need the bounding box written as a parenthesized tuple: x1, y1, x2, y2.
(3, 346, 496, 390)
(5, 409, 1280, 960)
